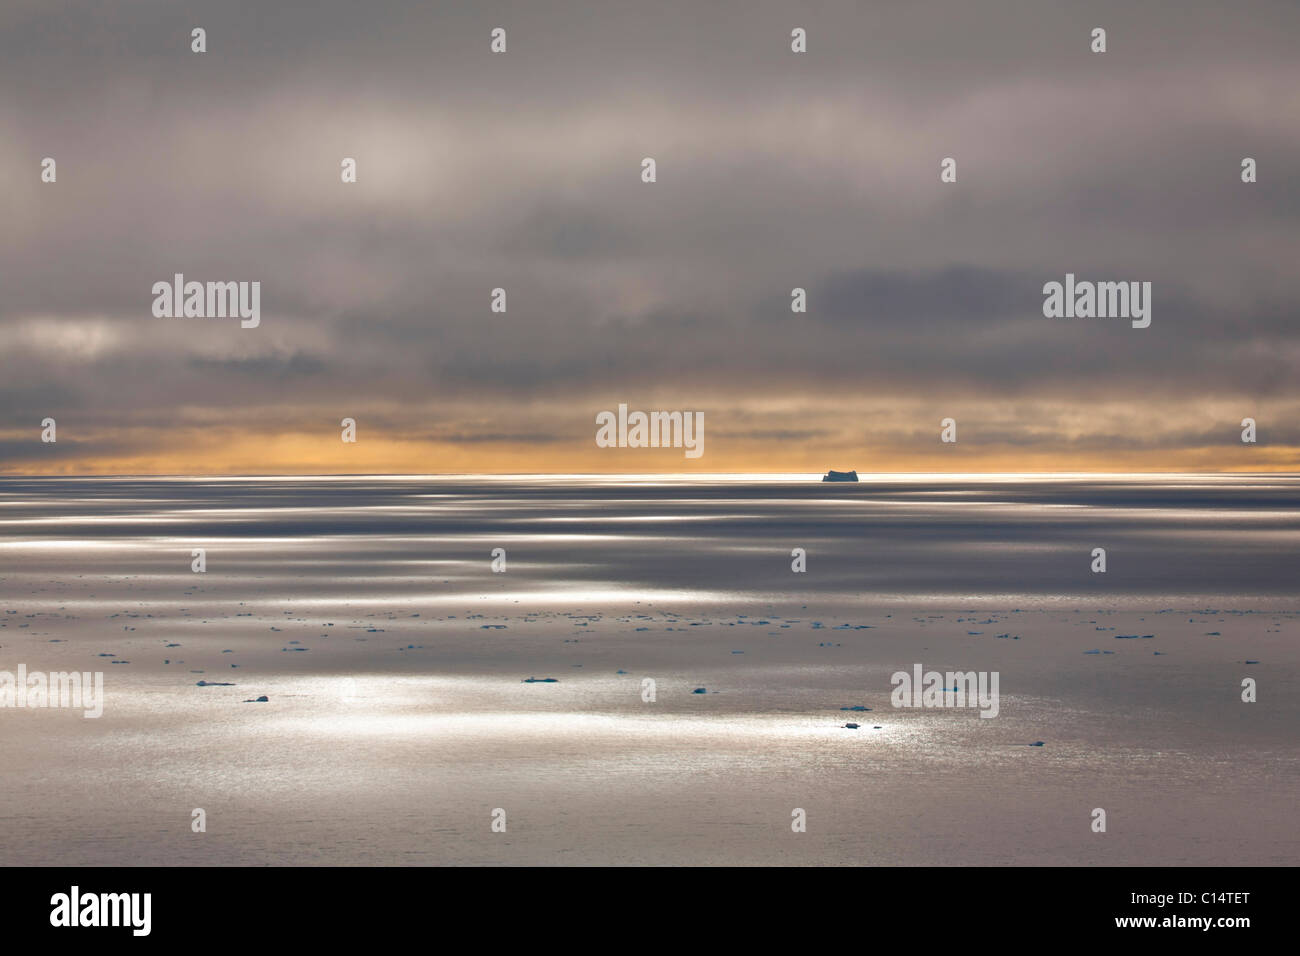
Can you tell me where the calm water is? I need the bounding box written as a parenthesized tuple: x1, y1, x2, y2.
(1, 475, 1296, 865)
(2, 473, 1300, 607)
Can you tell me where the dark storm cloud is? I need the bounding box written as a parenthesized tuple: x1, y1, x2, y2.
(0, 384, 87, 416)
(187, 352, 327, 377)
(1, 0, 1298, 467)
(809, 267, 1027, 325)
(0, 435, 152, 461)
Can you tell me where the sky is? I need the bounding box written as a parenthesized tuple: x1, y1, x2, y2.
(2, 0, 1298, 475)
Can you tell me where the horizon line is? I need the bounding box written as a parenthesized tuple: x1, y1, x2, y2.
(3, 470, 1299, 481)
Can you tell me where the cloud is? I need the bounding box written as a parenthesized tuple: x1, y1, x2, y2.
(1, 0, 1298, 472)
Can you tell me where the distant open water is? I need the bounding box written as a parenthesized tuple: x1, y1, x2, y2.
(2, 474, 1298, 609)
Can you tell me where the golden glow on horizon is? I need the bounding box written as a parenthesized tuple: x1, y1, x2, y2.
(2, 426, 1297, 476)
(5, 391, 1297, 476)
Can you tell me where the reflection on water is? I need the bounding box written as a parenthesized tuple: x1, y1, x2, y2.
(2, 474, 1298, 608)
(1, 476, 1297, 865)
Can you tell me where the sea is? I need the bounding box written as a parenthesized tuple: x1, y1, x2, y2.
(1, 474, 1296, 865)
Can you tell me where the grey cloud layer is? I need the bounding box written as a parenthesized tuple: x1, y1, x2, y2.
(2, 0, 1298, 444)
